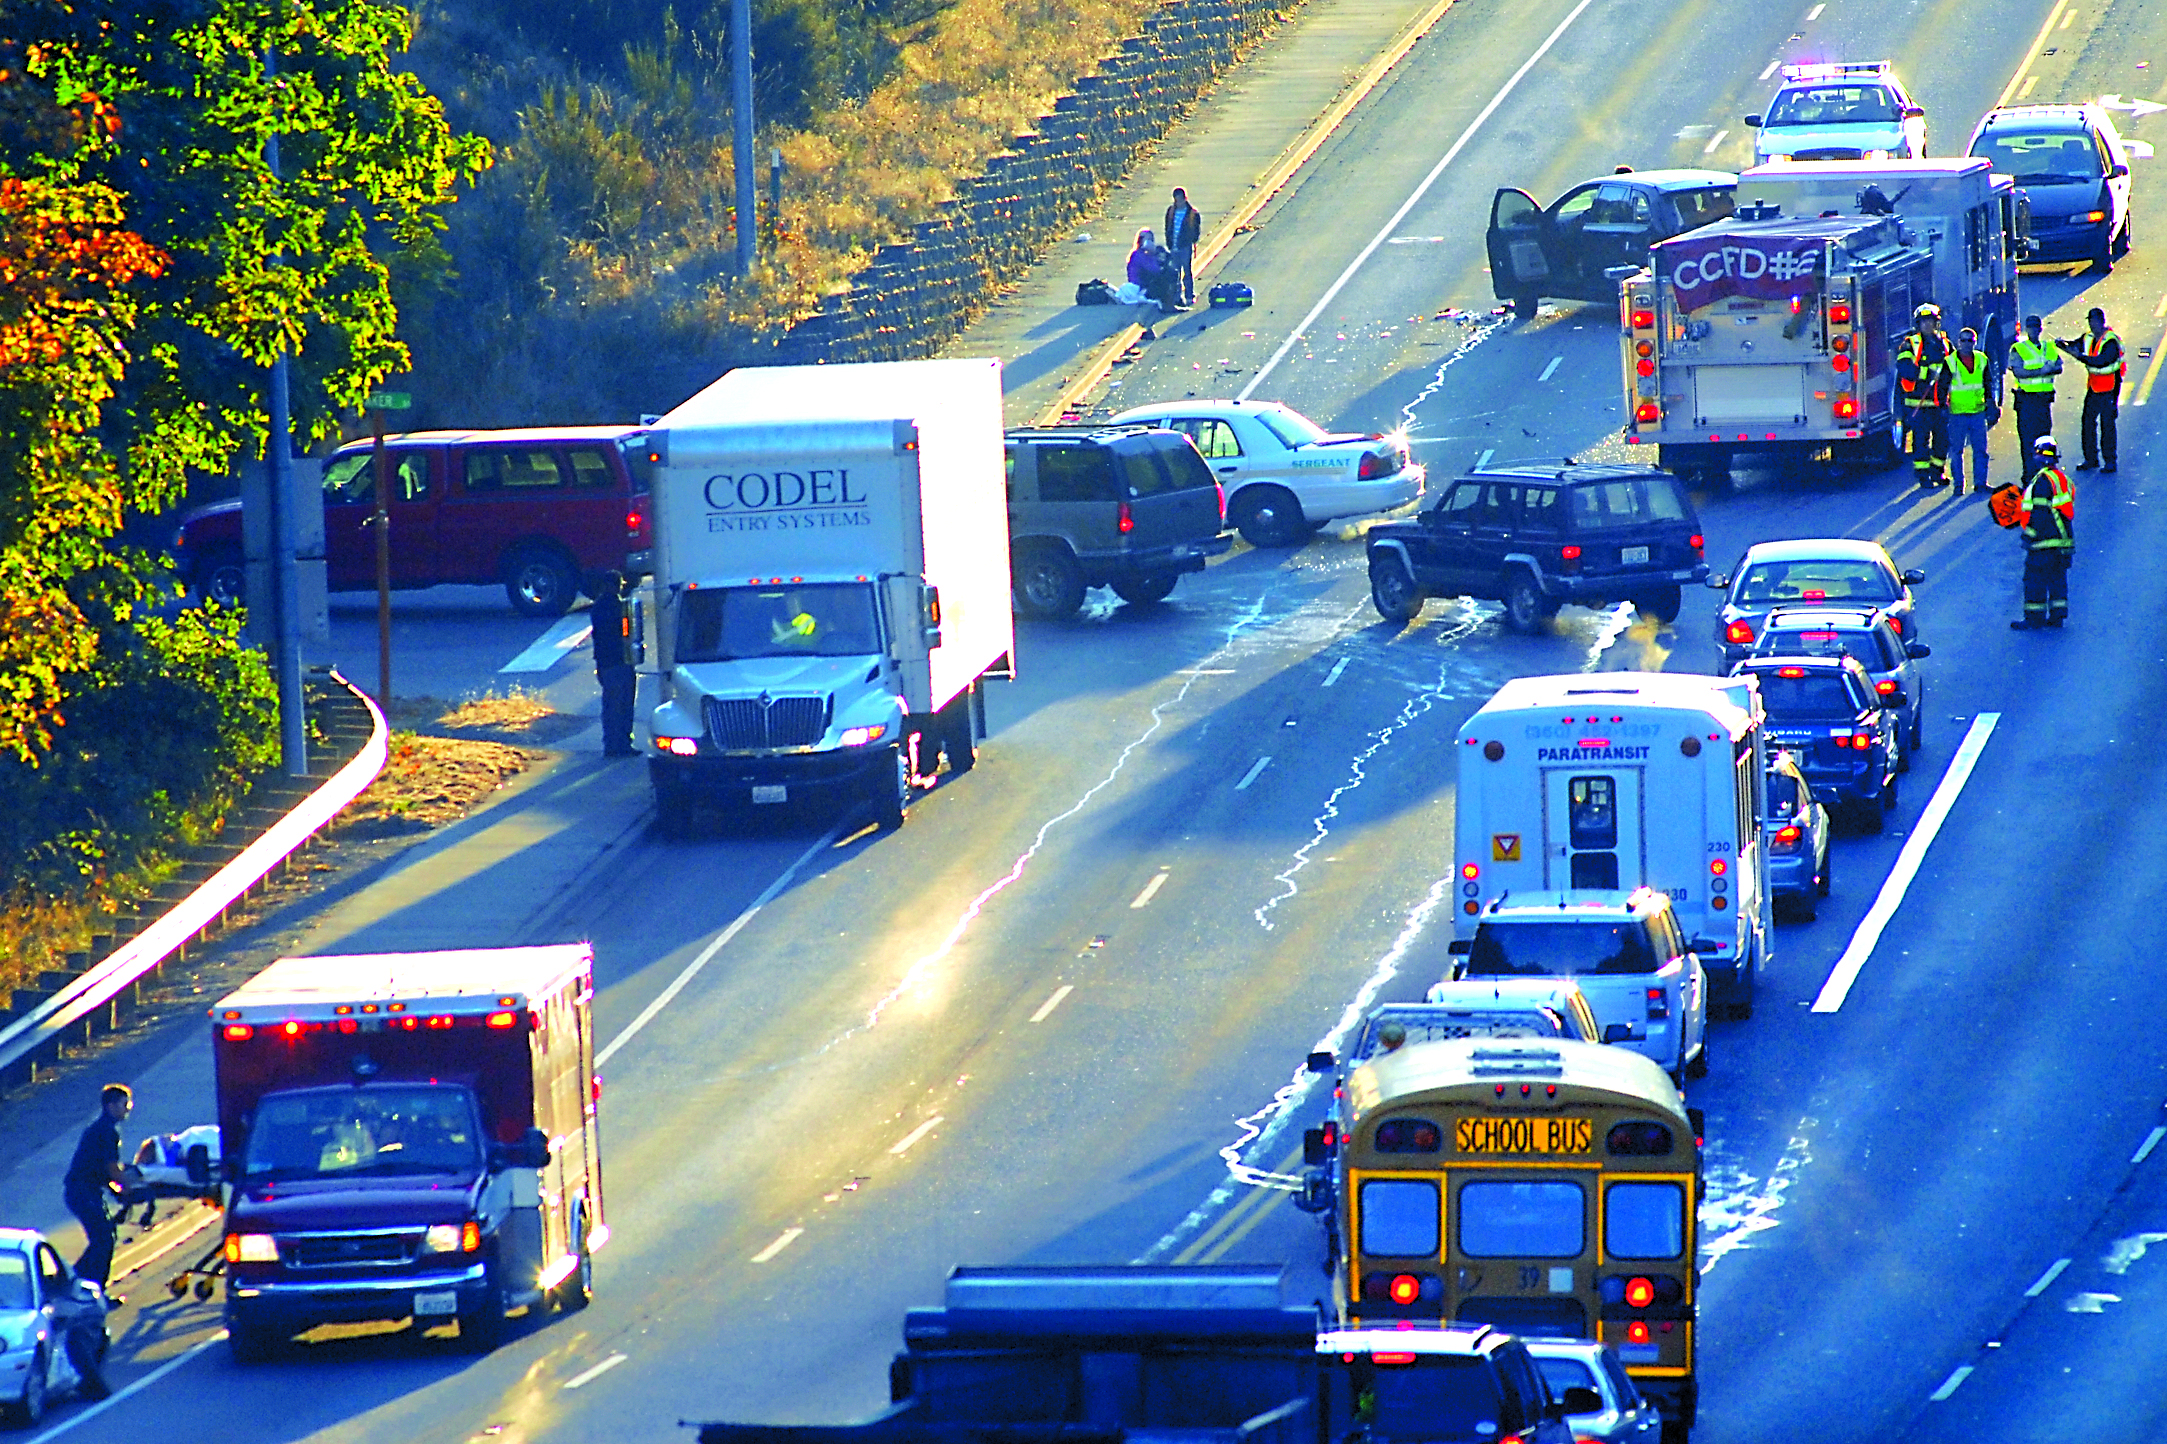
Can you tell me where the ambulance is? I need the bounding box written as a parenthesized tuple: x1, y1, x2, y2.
(1451, 673, 1771, 1019)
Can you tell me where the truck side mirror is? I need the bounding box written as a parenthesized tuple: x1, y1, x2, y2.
(1686, 938, 1722, 956)
(1303, 1128, 1331, 1166)
(1306, 1050, 1336, 1075)
(1293, 1170, 1334, 1214)
(185, 1143, 215, 1188)
(922, 585, 943, 650)
(493, 1126, 552, 1171)
(1447, 939, 1472, 955)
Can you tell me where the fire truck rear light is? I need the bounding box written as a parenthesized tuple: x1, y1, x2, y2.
(1636, 359, 1655, 377)
(1634, 340, 1654, 357)
(223, 1024, 254, 1041)
(1832, 354, 1852, 373)
(1635, 402, 1661, 423)
(1631, 309, 1656, 329)
(1834, 397, 1859, 418)
(1829, 302, 1852, 324)
(1831, 335, 1852, 353)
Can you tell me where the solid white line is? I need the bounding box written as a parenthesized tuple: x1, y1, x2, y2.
(1928, 1365, 1973, 1402)
(1804, 3, 1824, 20)
(563, 1353, 629, 1390)
(750, 1227, 803, 1263)
(2134, 1126, 2167, 1164)
(1322, 657, 1351, 688)
(596, 824, 843, 1069)
(1236, 756, 1272, 790)
(1759, 59, 1781, 80)
(2025, 1257, 2073, 1296)
(1030, 984, 1074, 1023)
(500, 614, 593, 674)
(1538, 355, 1563, 381)
(1236, 0, 1597, 397)
(1812, 713, 1999, 1012)
(889, 1116, 945, 1155)
(26, 1331, 226, 1444)
(1703, 128, 1729, 155)
(1130, 872, 1171, 909)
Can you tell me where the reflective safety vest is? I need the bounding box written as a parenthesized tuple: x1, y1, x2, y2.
(2079, 329, 2125, 393)
(2010, 336, 2060, 393)
(1947, 349, 1989, 414)
(1898, 330, 1951, 406)
(2019, 466, 2075, 551)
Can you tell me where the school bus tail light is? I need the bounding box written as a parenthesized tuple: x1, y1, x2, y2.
(1624, 1276, 1657, 1309)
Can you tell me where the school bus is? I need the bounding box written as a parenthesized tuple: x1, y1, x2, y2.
(1323, 1036, 1702, 1438)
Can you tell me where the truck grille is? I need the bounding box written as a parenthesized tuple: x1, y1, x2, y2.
(283, 1230, 421, 1269)
(703, 694, 830, 750)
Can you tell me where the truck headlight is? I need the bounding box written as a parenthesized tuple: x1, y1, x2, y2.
(661, 736, 698, 757)
(422, 1224, 461, 1254)
(839, 725, 888, 747)
(225, 1232, 279, 1263)
(1864, 149, 1892, 160)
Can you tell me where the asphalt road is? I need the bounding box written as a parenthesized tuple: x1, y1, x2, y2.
(13, 0, 2167, 1440)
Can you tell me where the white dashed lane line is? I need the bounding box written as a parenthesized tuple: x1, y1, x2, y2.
(889, 1117, 945, 1156)
(2025, 1257, 2072, 1297)
(1130, 871, 1171, 908)
(1030, 985, 1074, 1023)
(1538, 355, 1562, 382)
(1703, 129, 1728, 155)
(1236, 757, 1272, 790)
(1803, 3, 1823, 20)
(500, 613, 592, 673)
(1928, 1365, 1973, 1402)
(1323, 657, 1351, 688)
(563, 1354, 628, 1390)
(2134, 1126, 2166, 1164)
(750, 1228, 803, 1263)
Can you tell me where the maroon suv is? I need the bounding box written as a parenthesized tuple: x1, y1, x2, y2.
(171, 426, 653, 616)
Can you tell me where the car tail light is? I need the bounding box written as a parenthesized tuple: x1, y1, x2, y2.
(486, 1010, 520, 1028)
(1358, 450, 1393, 480)
(1886, 613, 1904, 635)
(1645, 986, 1669, 1020)
(1635, 401, 1661, 423)
(223, 1024, 253, 1041)
(1561, 544, 1582, 571)
(1688, 533, 1703, 553)
(1875, 678, 1897, 694)
(1118, 501, 1134, 534)
(1725, 621, 1755, 646)
(1214, 481, 1226, 525)
(1850, 733, 1873, 751)
(626, 508, 646, 539)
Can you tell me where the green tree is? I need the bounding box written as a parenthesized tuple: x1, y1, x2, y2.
(0, 0, 490, 759)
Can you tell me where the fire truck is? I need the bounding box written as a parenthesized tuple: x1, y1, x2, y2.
(1618, 158, 2024, 483)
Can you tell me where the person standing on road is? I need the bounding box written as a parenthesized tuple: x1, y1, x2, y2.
(590, 571, 638, 758)
(1897, 303, 1952, 488)
(2011, 437, 2075, 631)
(1163, 187, 1203, 308)
(2056, 306, 2124, 472)
(1944, 328, 1996, 496)
(63, 1084, 132, 1288)
(2007, 313, 2061, 475)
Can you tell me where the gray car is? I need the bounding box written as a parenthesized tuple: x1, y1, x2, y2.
(1748, 603, 1929, 760)
(1764, 750, 1833, 921)
(1524, 1339, 1665, 1444)
(1710, 537, 1924, 665)
(0, 1228, 110, 1426)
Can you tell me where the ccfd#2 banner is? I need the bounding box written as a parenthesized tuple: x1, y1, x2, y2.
(1663, 234, 1827, 313)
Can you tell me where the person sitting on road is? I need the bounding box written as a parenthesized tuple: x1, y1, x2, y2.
(1126, 228, 1184, 335)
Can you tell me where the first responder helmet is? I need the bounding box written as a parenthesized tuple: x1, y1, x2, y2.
(2033, 435, 2061, 460)
(1914, 303, 1943, 321)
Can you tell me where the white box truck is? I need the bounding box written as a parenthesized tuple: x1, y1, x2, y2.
(1451, 672, 1773, 1019)
(639, 358, 1015, 832)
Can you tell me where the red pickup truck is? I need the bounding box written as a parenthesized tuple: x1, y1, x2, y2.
(171, 426, 652, 616)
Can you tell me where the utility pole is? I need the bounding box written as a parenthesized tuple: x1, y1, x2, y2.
(364, 390, 412, 708)
(264, 47, 308, 778)
(730, 0, 756, 278)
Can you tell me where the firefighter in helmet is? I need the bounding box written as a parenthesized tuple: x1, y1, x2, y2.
(2011, 436, 2074, 630)
(1897, 302, 1953, 488)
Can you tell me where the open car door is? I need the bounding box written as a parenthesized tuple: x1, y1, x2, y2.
(1487, 188, 1551, 316)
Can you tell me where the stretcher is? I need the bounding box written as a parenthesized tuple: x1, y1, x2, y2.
(125, 1127, 226, 1301)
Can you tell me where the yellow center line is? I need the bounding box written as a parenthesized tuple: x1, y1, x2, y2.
(1201, 1181, 1296, 1263)
(1997, 0, 2075, 110)
(1171, 1143, 1306, 1263)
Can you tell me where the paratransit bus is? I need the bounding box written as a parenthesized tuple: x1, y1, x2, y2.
(1323, 1036, 1702, 1441)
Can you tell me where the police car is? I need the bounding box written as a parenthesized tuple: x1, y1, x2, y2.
(1106, 399, 1422, 547)
(1745, 62, 1927, 165)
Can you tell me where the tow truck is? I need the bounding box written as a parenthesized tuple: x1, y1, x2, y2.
(1617, 158, 2024, 483)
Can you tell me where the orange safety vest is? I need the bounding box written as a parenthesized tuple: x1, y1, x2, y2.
(2080, 329, 2125, 393)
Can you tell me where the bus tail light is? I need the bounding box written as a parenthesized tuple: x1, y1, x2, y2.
(1626, 1321, 1652, 1344)
(1624, 1276, 1657, 1309)
(1361, 1271, 1441, 1307)
(1834, 396, 1859, 418)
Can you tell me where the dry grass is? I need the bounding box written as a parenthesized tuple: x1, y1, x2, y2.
(334, 731, 545, 839)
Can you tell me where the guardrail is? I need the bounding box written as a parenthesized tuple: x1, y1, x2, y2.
(0, 668, 388, 1091)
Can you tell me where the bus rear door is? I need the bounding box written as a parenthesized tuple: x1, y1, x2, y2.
(1544, 770, 1642, 891)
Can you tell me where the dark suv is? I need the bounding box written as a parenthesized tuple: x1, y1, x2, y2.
(1732, 654, 1901, 831)
(1004, 426, 1229, 618)
(1366, 464, 1707, 632)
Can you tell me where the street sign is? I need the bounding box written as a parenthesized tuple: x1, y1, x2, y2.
(364, 391, 412, 410)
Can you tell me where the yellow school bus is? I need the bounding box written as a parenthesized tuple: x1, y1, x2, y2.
(1329, 1036, 1701, 1436)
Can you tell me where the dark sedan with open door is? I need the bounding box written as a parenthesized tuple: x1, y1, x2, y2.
(1487, 169, 1737, 318)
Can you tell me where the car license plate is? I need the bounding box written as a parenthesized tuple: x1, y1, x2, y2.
(751, 785, 788, 805)
(414, 1290, 458, 1317)
(1453, 1117, 1593, 1155)
(1621, 545, 1650, 565)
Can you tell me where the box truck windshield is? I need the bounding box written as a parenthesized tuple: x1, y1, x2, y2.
(675, 583, 880, 662)
(241, 1085, 484, 1182)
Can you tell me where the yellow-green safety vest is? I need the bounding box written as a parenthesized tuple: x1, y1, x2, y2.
(2010, 337, 2059, 393)
(1947, 350, 1989, 414)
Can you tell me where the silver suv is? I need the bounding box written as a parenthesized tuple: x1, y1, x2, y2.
(1453, 890, 1710, 1084)
(1003, 426, 1229, 617)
